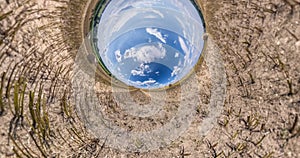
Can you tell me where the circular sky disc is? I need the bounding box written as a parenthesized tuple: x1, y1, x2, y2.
(92, 0, 206, 89)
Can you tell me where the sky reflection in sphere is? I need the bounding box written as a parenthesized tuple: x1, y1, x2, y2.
(93, 0, 205, 89)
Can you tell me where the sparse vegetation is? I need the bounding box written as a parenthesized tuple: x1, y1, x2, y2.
(0, 72, 6, 116)
(0, 0, 299, 157)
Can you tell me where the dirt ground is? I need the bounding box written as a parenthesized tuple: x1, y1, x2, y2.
(0, 0, 299, 157)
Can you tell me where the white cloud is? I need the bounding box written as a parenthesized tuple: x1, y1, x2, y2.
(131, 78, 157, 86)
(171, 66, 181, 77)
(179, 36, 189, 54)
(131, 69, 143, 76)
(124, 44, 166, 63)
(146, 28, 166, 43)
(131, 64, 151, 76)
(109, 11, 138, 35)
(151, 9, 164, 18)
(175, 52, 179, 58)
(142, 79, 157, 85)
(115, 50, 122, 62)
(179, 36, 190, 66)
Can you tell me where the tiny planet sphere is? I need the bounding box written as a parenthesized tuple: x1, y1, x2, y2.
(93, 0, 205, 89)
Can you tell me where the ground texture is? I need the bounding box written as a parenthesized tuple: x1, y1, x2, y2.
(0, 0, 299, 157)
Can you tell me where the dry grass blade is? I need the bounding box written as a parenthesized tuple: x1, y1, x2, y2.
(27, 85, 52, 157)
(0, 72, 6, 116)
(0, 10, 13, 21)
(13, 80, 20, 117)
(29, 91, 36, 128)
(9, 135, 34, 158)
(8, 78, 26, 140)
(29, 130, 48, 158)
(5, 63, 19, 99)
(60, 89, 74, 121)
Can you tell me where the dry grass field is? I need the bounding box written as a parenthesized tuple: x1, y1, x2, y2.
(0, 0, 299, 157)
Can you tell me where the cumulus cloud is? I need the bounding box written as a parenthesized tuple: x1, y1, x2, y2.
(124, 43, 166, 63)
(115, 50, 122, 62)
(171, 66, 181, 77)
(131, 78, 157, 86)
(131, 69, 144, 76)
(146, 28, 166, 43)
(131, 64, 151, 76)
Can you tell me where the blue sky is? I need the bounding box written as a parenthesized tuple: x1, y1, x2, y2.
(95, 0, 205, 89)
